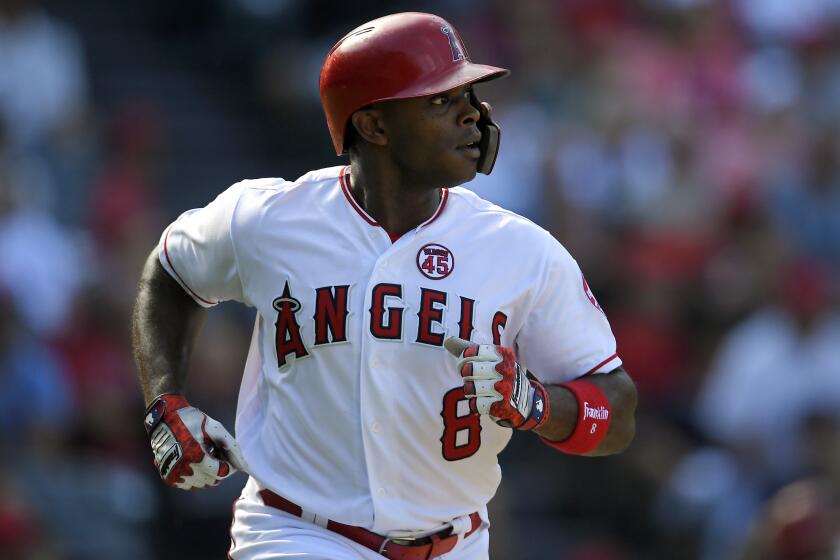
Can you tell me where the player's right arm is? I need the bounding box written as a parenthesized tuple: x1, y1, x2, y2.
(132, 182, 250, 489)
(133, 251, 206, 405)
(132, 252, 245, 489)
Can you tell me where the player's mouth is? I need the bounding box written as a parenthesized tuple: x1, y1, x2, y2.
(456, 135, 482, 159)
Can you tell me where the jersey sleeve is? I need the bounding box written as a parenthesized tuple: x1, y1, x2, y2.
(157, 183, 246, 307)
(515, 239, 622, 384)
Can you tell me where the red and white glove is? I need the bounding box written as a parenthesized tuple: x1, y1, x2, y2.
(144, 393, 246, 490)
(444, 337, 550, 430)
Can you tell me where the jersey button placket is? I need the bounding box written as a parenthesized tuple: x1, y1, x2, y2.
(365, 244, 407, 530)
(360, 246, 400, 528)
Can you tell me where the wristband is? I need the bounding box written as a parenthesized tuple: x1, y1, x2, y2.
(541, 379, 611, 455)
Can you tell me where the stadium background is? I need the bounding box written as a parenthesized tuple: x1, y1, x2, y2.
(2, 0, 840, 558)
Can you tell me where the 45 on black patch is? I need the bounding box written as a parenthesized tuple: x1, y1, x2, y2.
(417, 243, 454, 280)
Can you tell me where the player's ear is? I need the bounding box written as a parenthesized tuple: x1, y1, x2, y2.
(350, 109, 388, 148)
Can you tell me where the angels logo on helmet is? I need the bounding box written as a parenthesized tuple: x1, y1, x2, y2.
(440, 25, 466, 62)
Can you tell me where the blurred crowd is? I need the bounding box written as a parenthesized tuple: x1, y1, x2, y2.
(2, 0, 840, 558)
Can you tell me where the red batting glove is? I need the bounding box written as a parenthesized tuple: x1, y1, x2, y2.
(444, 337, 549, 430)
(144, 393, 246, 490)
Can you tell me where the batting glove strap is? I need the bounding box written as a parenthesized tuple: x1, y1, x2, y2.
(516, 381, 550, 431)
(541, 379, 611, 455)
(144, 393, 189, 435)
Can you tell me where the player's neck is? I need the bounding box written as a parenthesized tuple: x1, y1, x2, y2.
(348, 165, 442, 239)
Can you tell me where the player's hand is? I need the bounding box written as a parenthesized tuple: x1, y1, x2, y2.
(143, 393, 246, 490)
(444, 337, 549, 431)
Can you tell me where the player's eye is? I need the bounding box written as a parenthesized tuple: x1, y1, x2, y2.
(431, 87, 472, 106)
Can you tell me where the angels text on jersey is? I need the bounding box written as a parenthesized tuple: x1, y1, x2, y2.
(273, 279, 508, 368)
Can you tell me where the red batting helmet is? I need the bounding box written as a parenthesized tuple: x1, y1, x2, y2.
(319, 12, 510, 155)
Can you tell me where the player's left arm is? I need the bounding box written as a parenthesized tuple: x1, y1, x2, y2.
(535, 367, 637, 456)
(445, 235, 638, 456)
(445, 338, 637, 457)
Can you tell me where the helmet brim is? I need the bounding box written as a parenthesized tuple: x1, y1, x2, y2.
(378, 63, 510, 103)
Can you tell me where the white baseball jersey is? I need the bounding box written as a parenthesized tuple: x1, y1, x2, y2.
(158, 165, 621, 534)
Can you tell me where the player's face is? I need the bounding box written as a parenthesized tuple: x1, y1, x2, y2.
(379, 84, 483, 188)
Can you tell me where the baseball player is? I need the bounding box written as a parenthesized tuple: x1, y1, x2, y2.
(133, 12, 637, 560)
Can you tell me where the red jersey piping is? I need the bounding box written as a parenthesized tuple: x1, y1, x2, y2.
(339, 166, 378, 226)
(338, 165, 449, 235)
(584, 353, 620, 376)
(421, 188, 449, 228)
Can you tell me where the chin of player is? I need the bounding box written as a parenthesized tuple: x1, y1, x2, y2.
(410, 146, 477, 189)
(445, 147, 479, 186)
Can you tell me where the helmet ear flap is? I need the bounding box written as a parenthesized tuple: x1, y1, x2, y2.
(470, 91, 501, 175)
(477, 122, 500, 175)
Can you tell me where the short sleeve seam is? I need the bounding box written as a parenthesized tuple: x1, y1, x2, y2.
(161, 223, 220, 306)
(228, 181, 249, 304)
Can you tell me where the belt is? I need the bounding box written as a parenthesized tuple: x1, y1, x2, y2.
(258, 489, 481, 560)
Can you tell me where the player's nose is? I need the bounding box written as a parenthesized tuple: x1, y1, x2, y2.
(458, 95, 480, 126)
